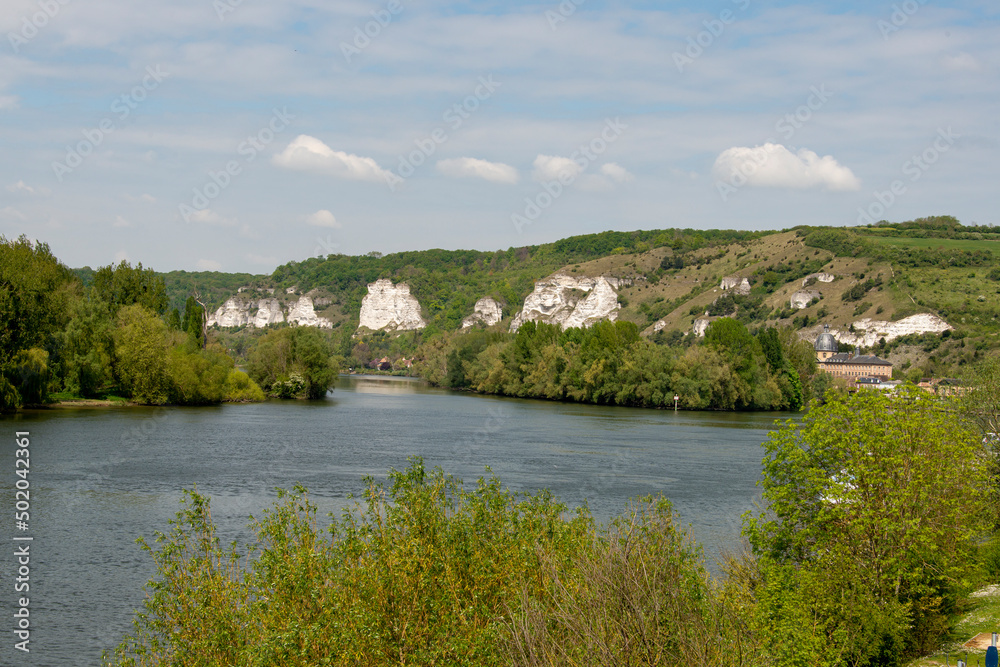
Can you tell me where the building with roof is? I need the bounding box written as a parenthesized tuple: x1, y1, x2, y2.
(814, 325, 893, 381)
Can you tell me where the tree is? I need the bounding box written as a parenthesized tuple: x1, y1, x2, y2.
(0, 236, 75, 409)
(113, 304, 170, 404)
(59, 294, 114, 397)
(93, 260, 169, 316)
(743, 387, 990, 664)
(246, 327, 338, 399)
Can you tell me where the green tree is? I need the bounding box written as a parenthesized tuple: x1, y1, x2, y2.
(743, 387, 989, 664)
(0, 235, 75, 409)
(93, 260, 169, 316)
(166, 342, 233, 405)
(113, 304, 170, 404)
(59, 294, 114, 397)
(246, 327, 338, 399)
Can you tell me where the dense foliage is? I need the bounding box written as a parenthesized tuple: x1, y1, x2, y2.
(0, 240, 264, 408)
(105, 460, 747, 667)
(739, 387, 990, 666)
(418, 318, 818, 411)
(246, 327, 340, 399)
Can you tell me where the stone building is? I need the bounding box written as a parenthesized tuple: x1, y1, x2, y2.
(814, 325, 893, 381)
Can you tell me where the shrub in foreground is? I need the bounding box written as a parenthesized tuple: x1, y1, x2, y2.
(104, 461, 745, 667)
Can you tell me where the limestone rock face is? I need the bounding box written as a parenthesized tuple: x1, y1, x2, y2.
(804, 314, 952, 347)
(789, 290, 821, 310)
(510, 274, 620, 332)
(358, 279, 427, 332)
(693, 318, 712, 337)
(207, 298, 253, 328)
(803, 272, 835, 286)
(253, 298, 285, 328)
(462, 297, 503, 328)
(287, 296, 333, 329)
(720, 275, 751, 295)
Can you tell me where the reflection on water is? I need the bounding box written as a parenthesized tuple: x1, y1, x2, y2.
(0, 377, 793, 666)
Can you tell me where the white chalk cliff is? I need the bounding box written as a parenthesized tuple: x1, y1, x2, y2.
(462, 297, 503, 328)
(510, 274, 620, 332)
(207, 297, 253, 328)
(720, 275, 751, 295)
(805, 313, 952, 347)
(789, 290, 822, 310)
(206, 295, 316, 329)
(358, 279, 427, 332)
(803, 272, 835, 286)
(253, 298, 285, 328)
(287, 295, 333, 329)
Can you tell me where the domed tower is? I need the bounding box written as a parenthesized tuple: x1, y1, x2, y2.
(814, 324, 839, 361)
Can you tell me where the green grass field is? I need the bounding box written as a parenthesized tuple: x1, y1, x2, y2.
(865, 235, 1000, 253)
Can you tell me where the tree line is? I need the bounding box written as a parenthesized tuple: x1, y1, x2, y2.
(0, 236, 340, 409)
(416, 317, 823, 411)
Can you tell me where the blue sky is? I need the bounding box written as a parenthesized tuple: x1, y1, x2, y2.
(1, 0, 997, 273)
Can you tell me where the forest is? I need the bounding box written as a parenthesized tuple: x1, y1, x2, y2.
(0, 235, 336, 410)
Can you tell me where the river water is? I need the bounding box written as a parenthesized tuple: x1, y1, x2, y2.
(0, 375, 793, 666)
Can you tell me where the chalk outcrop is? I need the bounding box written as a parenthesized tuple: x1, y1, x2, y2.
(253, 298, 285, 328)
(789, 290, 821, 310)
(693, 318, 712, 337)
(287, 295, 333, 329)
(805, 313, 952, 348)
(207, 297, 253, 328)
(803, 272, 835, 286)
(510, 274, 620, 332)
(207, 296, 293, 329)
(720, 275, 751, 295)
(358, 279, 426, 332)
(462, 297, 503, 329)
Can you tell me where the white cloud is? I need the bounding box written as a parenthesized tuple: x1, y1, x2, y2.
(600, 163, 633, 183)
(273, 135, 392, 182)
(712, 143, 861, 191)
(437, 157, 519, 184)
(305, 209, 340, 228)
(532, 155, 583, 183)
(187, 209, 237, 227)
(114, 250, 129, 263)
(113, 215, 131, 228)
(943, 52, 981, 71)
(0, 96, 19, 111)
(6, 180, 48, 196)
(0, 206, 26, 221)
(124, 193, 157, 203)
(197, 259, 223, 271)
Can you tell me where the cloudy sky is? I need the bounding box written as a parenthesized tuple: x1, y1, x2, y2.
(1, 0, 997, 273)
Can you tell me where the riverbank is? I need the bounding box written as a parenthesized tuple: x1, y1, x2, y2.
(909, 583, 1000, 666)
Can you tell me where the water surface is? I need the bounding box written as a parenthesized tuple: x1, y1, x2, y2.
(0, 375, 791, 665)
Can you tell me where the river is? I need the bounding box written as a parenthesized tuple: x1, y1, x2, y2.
(0, 375, 793, 666)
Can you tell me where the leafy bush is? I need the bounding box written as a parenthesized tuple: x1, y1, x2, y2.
(105, 461, 745, 667)
(223, 369, 265, 402)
